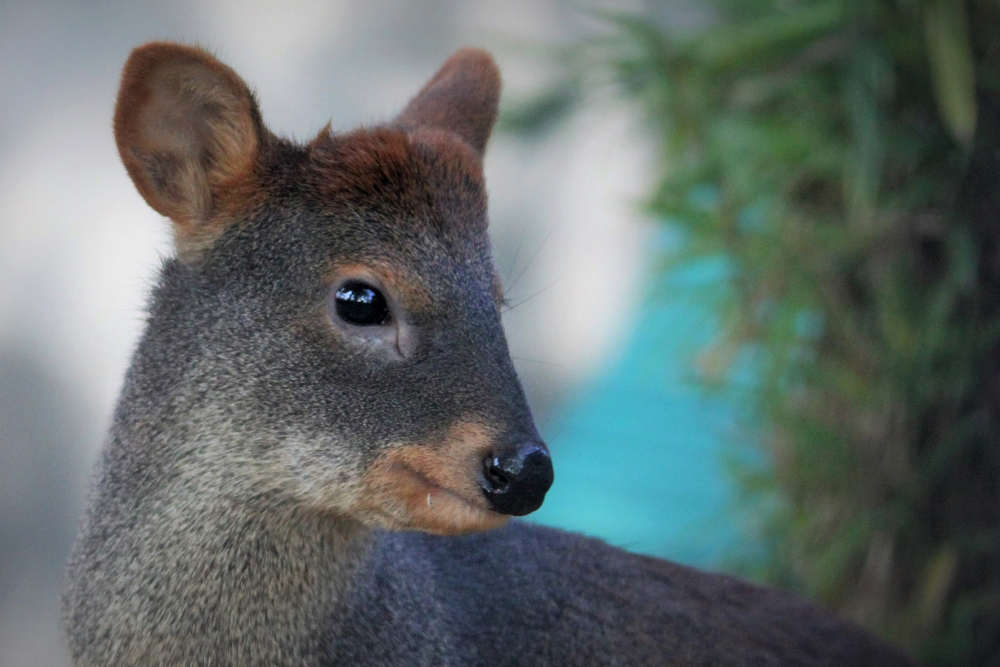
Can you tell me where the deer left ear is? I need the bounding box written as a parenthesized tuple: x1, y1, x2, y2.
(395, 48, 502, 156)
(114, 42, 264, 258)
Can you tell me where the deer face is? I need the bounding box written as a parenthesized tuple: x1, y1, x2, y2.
(114, 43, 552, 535)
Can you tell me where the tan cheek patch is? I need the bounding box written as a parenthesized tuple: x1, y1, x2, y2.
(356, 422, 508, 535)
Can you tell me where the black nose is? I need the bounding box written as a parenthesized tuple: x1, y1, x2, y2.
(481, 442, 554, 516)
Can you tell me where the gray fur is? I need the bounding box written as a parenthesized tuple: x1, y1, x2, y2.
(62, 44, 919, 667)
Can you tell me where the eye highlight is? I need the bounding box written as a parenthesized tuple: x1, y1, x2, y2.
(334, 281, 390, 326)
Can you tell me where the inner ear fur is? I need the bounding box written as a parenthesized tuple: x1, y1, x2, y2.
(395, 48, 501, 156)
(114, 42, 263, 253)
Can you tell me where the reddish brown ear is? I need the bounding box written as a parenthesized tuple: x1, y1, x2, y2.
(395, 48, 501, 155)
(114, 42, 262, 254)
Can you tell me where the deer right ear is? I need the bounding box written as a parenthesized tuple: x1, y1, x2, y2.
(114, 42, 263, 255)
(395, 48, 501, 156)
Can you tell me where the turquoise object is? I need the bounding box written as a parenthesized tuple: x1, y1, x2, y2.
(530, 257, 745, 567)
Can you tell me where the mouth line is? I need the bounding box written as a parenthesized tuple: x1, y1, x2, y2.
(391, 464, 498, 516)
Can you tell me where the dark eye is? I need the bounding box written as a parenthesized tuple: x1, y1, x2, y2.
(335, 281, 390, 326)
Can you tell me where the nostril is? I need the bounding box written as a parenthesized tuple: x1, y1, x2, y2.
(483, 455, 510, 492)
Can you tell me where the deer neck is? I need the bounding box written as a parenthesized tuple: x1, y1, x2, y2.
(67, 428, 373, 667)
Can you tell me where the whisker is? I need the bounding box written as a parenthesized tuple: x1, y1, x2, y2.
(504, 223, 529, 287)
(504, 225, 557, 297)
(511, 356, 564, 368)
(501, 278, 560, 314)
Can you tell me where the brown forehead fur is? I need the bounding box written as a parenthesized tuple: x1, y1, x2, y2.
(306, 126, 486, 223)
(210, 126, 490, 256)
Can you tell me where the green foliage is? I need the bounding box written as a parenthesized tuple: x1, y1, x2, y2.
(511, 2, 1000, 664)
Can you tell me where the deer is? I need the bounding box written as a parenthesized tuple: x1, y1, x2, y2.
(62, 41, 919, 667)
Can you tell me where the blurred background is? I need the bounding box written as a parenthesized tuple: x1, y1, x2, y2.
(2, 1, 997, 665)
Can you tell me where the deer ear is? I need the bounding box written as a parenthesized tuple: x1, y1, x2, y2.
(395, 48, 501, 155)
(114, 42, 262, 251)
